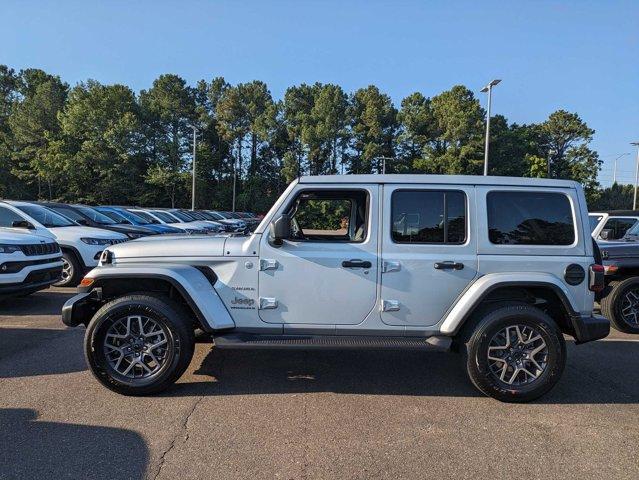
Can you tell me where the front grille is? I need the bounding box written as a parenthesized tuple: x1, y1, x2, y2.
(20, 242, 60, 256)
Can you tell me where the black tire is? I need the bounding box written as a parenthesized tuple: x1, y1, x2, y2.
(84, 294, 195, 396)
(600, 277, 639, 334)
(463, 303, 566, 403)
(55, 250, 82, 287)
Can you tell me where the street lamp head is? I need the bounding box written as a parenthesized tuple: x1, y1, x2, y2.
(480, 79, 502, 92)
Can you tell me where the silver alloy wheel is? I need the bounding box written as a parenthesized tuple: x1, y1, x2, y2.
(103, 315, 169, 379)
(487, 324, 548, 386)
(620, 288, 639, 326)
(59, 257, 72, 284)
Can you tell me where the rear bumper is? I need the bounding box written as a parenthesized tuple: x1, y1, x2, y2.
(570, 313, 610, 344)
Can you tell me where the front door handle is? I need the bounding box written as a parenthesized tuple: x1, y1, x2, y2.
(342, 259, 372, 269)
(434, 261, 464, 270)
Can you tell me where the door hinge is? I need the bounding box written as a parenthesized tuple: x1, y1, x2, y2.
(259, 297, 278, 309)
(381, 299, 400, 312)
(260, 259, 279, 271)
(382, 261, 401, 273)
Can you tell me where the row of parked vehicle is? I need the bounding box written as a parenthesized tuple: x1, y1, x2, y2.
(588, 210, 639, 335)
(0, 200, 261, 297)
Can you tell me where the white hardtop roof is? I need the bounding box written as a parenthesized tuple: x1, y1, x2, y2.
(298, 174, 579, 188)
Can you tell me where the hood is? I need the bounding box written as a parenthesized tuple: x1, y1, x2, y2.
(0, 228, 56, 244)
(97, 224, 157, 236)
(47, 225, 128, 241)
(107, 235, 227, 260)
(598, 241, 639, 260)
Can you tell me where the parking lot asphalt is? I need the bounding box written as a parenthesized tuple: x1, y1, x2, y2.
(1, 288, 638, 480)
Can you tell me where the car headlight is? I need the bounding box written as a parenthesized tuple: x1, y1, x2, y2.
(0, 244, 21, 254)
(81, 237, 114, 245)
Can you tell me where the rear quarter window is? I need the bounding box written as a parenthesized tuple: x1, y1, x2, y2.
(487, 191, 575, 246)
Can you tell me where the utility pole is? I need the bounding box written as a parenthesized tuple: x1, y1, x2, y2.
(612, 152, 630, 185)
(190, 125, 197, 211)
(480, 79, 501, 176)
(632, 142, 639, 210)
(379, 156, 394, 174)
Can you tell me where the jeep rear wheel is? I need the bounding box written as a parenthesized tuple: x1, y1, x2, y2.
(84, 294, 195, 395)
(464, 304, 566, 403)
(600, 278, 639, 334)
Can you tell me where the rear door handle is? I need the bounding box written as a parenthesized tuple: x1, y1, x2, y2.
(434, 261, 464, 270)
(342, 259, 372, 269)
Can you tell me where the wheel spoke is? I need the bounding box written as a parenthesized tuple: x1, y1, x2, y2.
(103, 315, 169, 379)
(487, 323, 549, 387)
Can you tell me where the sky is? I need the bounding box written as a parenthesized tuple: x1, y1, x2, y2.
(2, 0, 638, 185)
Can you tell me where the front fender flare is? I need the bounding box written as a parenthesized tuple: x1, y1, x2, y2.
(81, 264, 235, 331)
(440, 273, 580, 335)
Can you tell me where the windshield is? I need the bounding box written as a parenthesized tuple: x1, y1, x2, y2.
(589, 215, 603, 233)
(15, 204, 76, 228)
(112, 208, 151, 225)
(150, 210, 178, 223)
(207, 211, 224, 220)
(170, 211, 195, 222)
(218, 212, 234, 219)
(130, 210, 159, 223)
(76, 206, 117, 225)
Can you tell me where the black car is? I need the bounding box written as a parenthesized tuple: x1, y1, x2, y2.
(33, 202, 158, 239)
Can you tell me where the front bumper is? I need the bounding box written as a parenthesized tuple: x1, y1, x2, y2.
(0, 266, 63, 298)
(570, 313, 610, 344)
(62, 289, 100, 327)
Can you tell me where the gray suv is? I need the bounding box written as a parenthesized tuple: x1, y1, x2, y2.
(63, 175, 609, 402)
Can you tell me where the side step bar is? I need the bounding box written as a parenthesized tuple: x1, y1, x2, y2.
(213, 333, 452, 351)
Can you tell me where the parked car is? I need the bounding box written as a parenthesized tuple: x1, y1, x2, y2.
(63, 174, 608, 402)
(0, 227, 63, 300)
(129, 209, 208, 235)
(596, 240, 639, 334)
(202, 210, 247, 232)
(34, 202, 158, 239)
(589, 210, 639, 241)
(0, 201, 128, 287)
(94, 206, 184, 235)
(162, 209, 225, 234)
(171, 209, 226, 232)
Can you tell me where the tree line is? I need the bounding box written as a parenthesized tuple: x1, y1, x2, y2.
(0, 64, 616, 212)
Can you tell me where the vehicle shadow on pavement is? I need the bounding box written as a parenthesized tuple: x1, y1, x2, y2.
(0, 289, 73, 317)
(0, 327, 86, 378)
(0, 408, 148, 480)
(166, 340, 639, 404)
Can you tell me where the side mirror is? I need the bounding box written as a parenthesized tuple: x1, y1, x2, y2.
(599, 229, 612, 240)
(269, 214, 291, 247)
(12, 220, 35, 230)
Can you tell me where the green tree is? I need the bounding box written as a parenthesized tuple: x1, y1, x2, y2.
(56, 80, 144, 203)
(0, 65, 20, 197)
(139, 74, 196, 207)
(348, 85, 397, 174)
(414, 85, 484, 174)
(396, 92, 435, 172)
(8, 68, 68, 199)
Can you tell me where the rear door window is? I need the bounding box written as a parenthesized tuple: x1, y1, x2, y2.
(487, 191, 575, 245)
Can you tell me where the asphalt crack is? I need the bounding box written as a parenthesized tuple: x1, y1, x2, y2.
(149, 395, 204, 480)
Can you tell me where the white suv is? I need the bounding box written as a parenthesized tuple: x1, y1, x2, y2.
(62, 175, 608, 402)
(0, 227, 63, 299)
(0, 201, 128, 287)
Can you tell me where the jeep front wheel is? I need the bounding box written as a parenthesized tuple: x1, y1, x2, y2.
(464, 304, 566, 403)
(84, 294, 195, 395)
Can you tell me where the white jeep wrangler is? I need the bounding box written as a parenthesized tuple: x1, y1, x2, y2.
(63, 175, 609, 402)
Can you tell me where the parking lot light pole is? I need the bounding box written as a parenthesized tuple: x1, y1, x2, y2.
(480, 79, 501, 176)
(632, 142, 639, 209)
(613, 152, 630, 185)
(190, 125, 197, 211)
